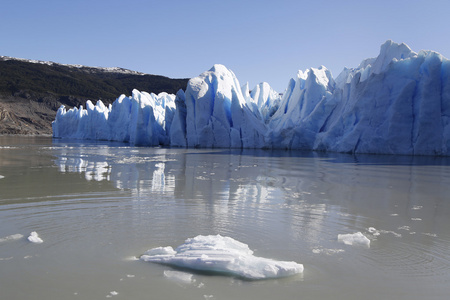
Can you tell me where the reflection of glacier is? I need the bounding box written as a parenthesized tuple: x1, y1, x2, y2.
(53, 144, 450, 250)
(57, 157, 111, 181)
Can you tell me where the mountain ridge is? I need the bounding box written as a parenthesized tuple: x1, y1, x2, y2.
(0, 56, 189, 134)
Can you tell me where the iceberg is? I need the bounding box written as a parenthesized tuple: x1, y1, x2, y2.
(140, 235, 304, 280)
(337, 232, 370, 247)
(27, 231, 43, 244)
(52, 40, 450, 156)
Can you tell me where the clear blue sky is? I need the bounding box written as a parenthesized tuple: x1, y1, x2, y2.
(2, 0, 450, 92)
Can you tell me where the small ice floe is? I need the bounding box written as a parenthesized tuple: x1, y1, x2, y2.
(164, 270, 195, 284)
(367, 227, 380, 236)
(0, 175, 4, 179)
(0, 257, 13, 261)
(0, 234, 23, 243)
(367, 227, 402, 238)
(412, 205, 423, 210)
(140, 235, 304, 280)
(312, 247, 345, 255)
(337, 232, 370, 247)
(106, 291, 118, 297)
(422, 233, 437, 237)
(411, 218, 422, 221)
(27, 232, 43, 244)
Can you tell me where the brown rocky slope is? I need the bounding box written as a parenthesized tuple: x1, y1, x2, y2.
(0, 56, 189, 135)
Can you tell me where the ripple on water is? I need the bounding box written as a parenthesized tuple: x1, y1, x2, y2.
(364, 234, 450, 280)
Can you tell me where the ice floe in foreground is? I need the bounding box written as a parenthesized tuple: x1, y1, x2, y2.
(140, 235, 303, 280)
(27, 231, 43, 244)
(337, 232, 370, 247)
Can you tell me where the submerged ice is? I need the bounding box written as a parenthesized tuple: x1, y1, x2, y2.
(0, 234, 23, 243)
(53, 41, 450, 156)
(140, 235, 304, 280)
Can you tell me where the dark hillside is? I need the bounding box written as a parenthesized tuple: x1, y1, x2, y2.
(0, 58, 189, 134)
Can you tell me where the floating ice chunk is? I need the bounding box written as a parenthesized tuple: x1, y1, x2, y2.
(164, 270, 195, 284)
(337, 232, 370, 247)
(0, 175, 4, 179)
(312, 247, 345, 255)
(140, 235, 303, 280)
(367, 227, 380, 236)
(106, 291, 118, 297)
(27, 232, 43, 244)
(0, 234, 23, 243)
(422, 233, 437, 237)
(368, 227, 401, 238)
(0, 257, 13, 261)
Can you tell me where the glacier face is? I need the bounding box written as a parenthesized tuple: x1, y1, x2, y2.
(52, 41, 450, 155)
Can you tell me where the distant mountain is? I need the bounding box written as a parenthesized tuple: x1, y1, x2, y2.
(0, 56, 189, 134)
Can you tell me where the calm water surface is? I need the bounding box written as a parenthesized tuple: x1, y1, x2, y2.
(1, 136, 449, 300)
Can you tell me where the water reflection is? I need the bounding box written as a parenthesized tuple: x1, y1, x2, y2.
(51, 141, 450, 248)
(50, 140, 450, 282)
(3, 136, 450, 300)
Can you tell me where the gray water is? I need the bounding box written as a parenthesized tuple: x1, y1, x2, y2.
(1, 136, 449, 300)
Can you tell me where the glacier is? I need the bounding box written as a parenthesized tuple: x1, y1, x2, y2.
(140, 235, 303, 280)
(52, 40, 450, 155)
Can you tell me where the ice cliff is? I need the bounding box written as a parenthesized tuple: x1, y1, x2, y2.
(52, 41, 450, 155)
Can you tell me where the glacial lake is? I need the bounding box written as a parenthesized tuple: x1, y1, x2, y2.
(1, 135, 450, 300)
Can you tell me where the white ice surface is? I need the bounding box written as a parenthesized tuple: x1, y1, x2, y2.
(27, 231, 43, 244)
(0, 175, 4, 179)
(337, 232, 370, 247)
(52, 40, 450, 156)
(140, 235, 303, 280)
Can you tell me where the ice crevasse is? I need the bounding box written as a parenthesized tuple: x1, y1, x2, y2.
(52, 40, 450, 156)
